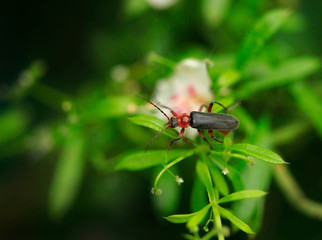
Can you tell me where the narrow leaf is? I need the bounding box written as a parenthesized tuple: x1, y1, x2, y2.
(115, 150, 191, 171)
(209, 155, 244, 192)
(196, 158, 215, 201)
(191, 172, 208, 212)
(202, 0, 231, 27)
(129, 115, 178, 139)
(0, 109, 28, 144)
(218, 206, 254, 234)
(237, 57, 321, 98)
(231, 143, 286, 164)
(164, 212, 198, 224)
(82, 95, 137, 120)
(218, 190, 267, 204)
(236, 9, 291, 69)
(48, 129, 86, 219)
(210, 166, 229, 196)
(290, 81, 322, 137)
(187, 204, 212, 231)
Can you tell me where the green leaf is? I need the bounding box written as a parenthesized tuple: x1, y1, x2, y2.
(191, 172, 208, 212)
(236, 8, 291, 69)
(231, 143, 286, 164)
(164, 212, 198, 224)
(217, 69, 241, 88)
(129, 115, 178, 139)
(125, 0, 148, 19)
(0, 109, 28, 144)
(290, 81, 322, 137)
(232, 118, 273, 232)
(196, 158, 215, 201)
(115, 150, 190, 171)
(237, 57, 321, 98)
(209, 155, 244, 192)
(12, 60, 46, 99)
(218, 190, 267, 204)
(48, 129, 86, 219)
(210, 166, 229, 196)
(218, 206, 254, 234)
(165, 204, 211, 226)
(209, 96, 235, 113)
(233, 107, 256, 135)
(202, 0, 231, 27)
(82, 95, 137, 121)
(187, 204, 212, 232)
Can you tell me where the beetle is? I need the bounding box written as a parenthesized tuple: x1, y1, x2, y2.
(138, 96, 240, 151)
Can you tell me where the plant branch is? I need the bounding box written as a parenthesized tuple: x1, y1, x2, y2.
(273, 165, 322, 220)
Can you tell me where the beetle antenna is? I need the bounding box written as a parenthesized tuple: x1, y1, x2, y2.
(145, 124, 171, 152)
(137, 95, 170, 121)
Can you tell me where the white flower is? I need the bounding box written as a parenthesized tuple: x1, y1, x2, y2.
(154, 58, 214, 138)
(146, 0, 178, 10)
(222, 167, 229, 175)
(175, 176, 184, 185)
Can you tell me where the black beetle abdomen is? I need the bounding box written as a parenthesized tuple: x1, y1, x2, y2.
(190, 111, 239, 130)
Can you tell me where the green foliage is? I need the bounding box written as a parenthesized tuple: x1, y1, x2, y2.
(237, 57, 321, 98)
(218, 206, 254, 234)
(115, 149, 188, 170)
(48, 128, 86, 220)
(210, 165, 229, 196)
(218, 190, 267, 204)
(129, 115, 178, 139)
(0, 109, 28, 144)
(290, 81, 322, 137)
(2, 1, 321, 240)
(196, 158, 216, 201)
(231, 144, 286, 164)
(236, 9, 291, 69)
(164, 211, 201, 224)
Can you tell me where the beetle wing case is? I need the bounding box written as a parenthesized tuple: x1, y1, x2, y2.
(190, 111, 239, 130)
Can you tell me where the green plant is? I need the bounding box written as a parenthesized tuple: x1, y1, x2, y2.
(2, 2, 322, 240)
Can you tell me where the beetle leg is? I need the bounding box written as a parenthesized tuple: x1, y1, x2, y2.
(208, 100, 241, 113)
(208, 102, 228, 112)
(208, 130, 223, 143)
(198, 130, 213, 150)
(218, 130, 230, 136)
(227, 99, 242, 111)
(198, 104, 207, 112)
(168, 128, 185, 151)
(145, 124, 171, 152)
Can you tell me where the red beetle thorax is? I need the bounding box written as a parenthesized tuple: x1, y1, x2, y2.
(177, 113, 190, 128)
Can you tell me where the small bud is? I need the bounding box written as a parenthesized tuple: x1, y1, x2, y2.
(175, 176, 184, 185)
(204, 58, 214, 67)
(110, 65, 129, 82)
(62, 101, 72, 112)
(247, 156, 255, 166)
(222, 167, 229, 175)
(68, 114, 78, 123)
(151, 188, 162, 196)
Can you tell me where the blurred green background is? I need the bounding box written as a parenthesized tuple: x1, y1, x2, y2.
(1, 0, 322, 239)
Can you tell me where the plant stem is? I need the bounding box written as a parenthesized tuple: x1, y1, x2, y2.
(212, 204, 224, 240)
(273, 165, 322, 220)
(212, 151, 254, 165)
(153, 150, 196, 191)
